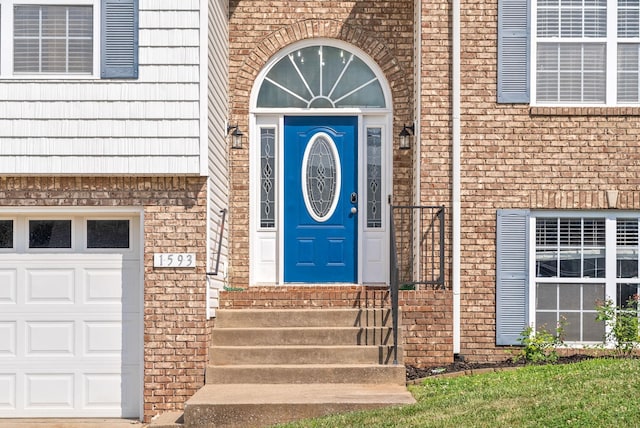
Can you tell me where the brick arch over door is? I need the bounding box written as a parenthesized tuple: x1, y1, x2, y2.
(230, 19, 412, 124)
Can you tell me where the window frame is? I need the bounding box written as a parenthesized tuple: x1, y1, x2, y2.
(0, 0, 100, 79)
(365, 126, 384, 230)
(85, 218, 131, 250)
(531, 0, 640, 106)
(0, 218, 15, 251)
(527, 211, 640, 344)
(26, 217, 74, 252)
(258, 125, 277, 230)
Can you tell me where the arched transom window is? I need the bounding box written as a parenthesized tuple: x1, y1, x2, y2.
(257, 44, 386, 109)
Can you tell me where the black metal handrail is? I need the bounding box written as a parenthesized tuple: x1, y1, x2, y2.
(389, 205, 446, 365)
(207, 208, 227, 276)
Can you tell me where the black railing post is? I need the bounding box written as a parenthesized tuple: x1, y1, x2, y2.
(389, 206, 399, 365)
(388, 205, 446, 365)
(438, 206, 445, 289)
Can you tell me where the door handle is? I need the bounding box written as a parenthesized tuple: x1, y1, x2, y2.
(350, 192, 358, 204)
(351, 207, 358, 214)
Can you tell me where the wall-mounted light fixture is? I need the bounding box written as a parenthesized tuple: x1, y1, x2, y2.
(399, 123, 415, 150)
(227, 124, 244, 149)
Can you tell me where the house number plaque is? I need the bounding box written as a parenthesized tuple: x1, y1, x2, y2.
(153, 253, 196, 268)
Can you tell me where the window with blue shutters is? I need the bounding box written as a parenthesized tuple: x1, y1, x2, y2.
(0, 0, 137, 79)
(497, 210, 640, 346)
(499, 0, 640, 105)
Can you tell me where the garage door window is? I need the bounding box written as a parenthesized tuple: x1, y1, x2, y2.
(87, 219, 129, 248)
(0, 220, 13, 248)
(29, 220, 72, 248)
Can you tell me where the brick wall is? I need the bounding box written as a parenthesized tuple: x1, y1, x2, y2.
(0, 177, 209, 421)
(418, 0, 640, 362)
(227, 0, 416, 286)
(220, 286, 453, 366)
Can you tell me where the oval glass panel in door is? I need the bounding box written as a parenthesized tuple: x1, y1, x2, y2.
(301, 133, 342, 222)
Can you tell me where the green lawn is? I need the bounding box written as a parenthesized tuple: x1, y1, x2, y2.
(276, 358, 640, 427)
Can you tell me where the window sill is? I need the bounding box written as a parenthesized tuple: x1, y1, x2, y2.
(530, 106, 640, 116)
(0, 74, 99, 81)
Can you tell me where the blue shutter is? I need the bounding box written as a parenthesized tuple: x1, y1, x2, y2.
(496, 209, 530, 345)
(101, 0, 138, 79)
(497, 0, 529, 103)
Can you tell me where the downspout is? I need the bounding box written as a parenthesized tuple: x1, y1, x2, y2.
(414, 0, 421, 207)
(452, 0, 462, 354)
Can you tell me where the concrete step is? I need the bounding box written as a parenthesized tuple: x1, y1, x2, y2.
(183, 383, 415, 428)
(215, 308, 393, 328)
(206, 364, 406, 385)
(211, 326, 393, 346)
(147, 412, 184, 428)
(209, 345, 401, 365)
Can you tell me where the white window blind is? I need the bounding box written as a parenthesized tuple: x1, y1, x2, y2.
(536, 0, 607, 102)
(618, 0, 640, 101)
(618, 0, 639, 37)
(13, 5, 92, 74)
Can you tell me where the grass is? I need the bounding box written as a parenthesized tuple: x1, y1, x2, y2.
(275, 358, 640, 428)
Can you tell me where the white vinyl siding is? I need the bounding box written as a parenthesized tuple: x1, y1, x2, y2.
(206, 0, 228, 315)
(0, 0, 202, 175)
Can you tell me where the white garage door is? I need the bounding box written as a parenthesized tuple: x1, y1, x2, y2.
(0, 215, 141, 418)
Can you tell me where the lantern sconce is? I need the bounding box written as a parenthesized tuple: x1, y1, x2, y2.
(399, 123, 415, 150)
(227, 124, 245, 149)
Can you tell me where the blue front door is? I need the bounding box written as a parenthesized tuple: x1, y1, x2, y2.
(284, 116, 358, 283)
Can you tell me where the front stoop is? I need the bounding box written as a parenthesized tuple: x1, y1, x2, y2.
(151, 308, 414, 428)
(184, 383, 415, 428)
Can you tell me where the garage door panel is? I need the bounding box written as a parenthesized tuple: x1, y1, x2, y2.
(0, 270, 17, 304)
(26, 321, 75, 356)
(0, 374, 16, 410)
(25, 373, 74, 410)
(26, 269, 75, 304)
(84, 321, 122, 355)
(0, 322, 16, 357)
(83, 269, 122, 304)
(84, 373, 122, 410)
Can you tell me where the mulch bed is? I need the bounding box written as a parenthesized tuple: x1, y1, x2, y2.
(406, 354, 597, 382)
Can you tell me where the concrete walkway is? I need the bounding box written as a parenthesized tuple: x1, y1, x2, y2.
(0, 419, 144, 428)
(180, 383, 415, 428)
